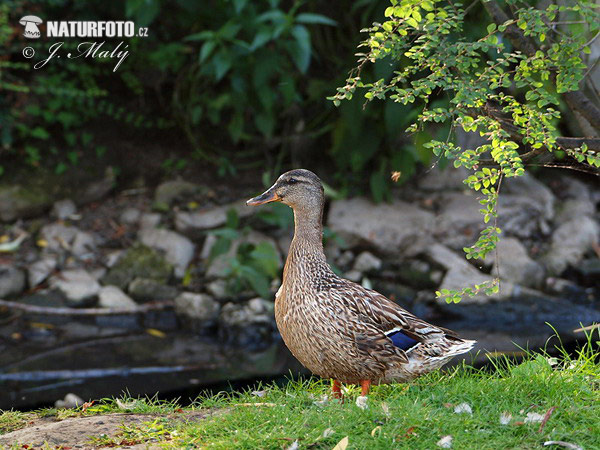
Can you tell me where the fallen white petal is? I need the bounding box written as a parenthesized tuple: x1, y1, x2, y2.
(453, 402, 472, 414)
(356, 395, 368, 410)
(381, 402, 391, 417)
(524, 412, 545, 423)
(543, 441, 583, 450)
(322, 428, 335, 438)
(499, 411, 512, 425)
(437, 435, 453, 448)
(251, 390, 267, 398)
(313, 394, 329, 407)
(286, 440, 299, 450)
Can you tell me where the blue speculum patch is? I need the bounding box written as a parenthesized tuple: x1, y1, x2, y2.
(387, 330, 419, 351)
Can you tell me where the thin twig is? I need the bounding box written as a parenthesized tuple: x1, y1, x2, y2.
(0, 299, 174, 316)
(538, 406, 557, 433)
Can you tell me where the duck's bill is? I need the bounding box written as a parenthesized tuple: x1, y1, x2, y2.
(246, 190, 281, 206)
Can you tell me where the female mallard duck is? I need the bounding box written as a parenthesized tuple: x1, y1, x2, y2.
(247, 169, 475, 399)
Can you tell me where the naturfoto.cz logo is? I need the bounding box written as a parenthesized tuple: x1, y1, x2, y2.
(19, 16, 149, 72)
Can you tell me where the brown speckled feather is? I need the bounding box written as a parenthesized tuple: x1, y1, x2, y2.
(250, 169, 476, 385)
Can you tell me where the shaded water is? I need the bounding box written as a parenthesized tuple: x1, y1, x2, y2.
(1, 291, 597, 410)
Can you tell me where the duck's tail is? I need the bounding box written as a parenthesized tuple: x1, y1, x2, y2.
(443, 337, 477, 357)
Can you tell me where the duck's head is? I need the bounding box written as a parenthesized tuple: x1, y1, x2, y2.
(246, 169, 324, 210)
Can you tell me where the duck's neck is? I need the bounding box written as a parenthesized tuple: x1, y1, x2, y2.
(288, 201, 325, 260)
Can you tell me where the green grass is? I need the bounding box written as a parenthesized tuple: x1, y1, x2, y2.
(1, 334, 598, 449)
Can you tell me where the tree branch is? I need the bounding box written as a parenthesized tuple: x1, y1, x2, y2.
(0, 299, 174, 316)
(482, 1, 600, 131)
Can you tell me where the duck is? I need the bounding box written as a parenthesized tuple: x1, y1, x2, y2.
(247, 169, 475, 399)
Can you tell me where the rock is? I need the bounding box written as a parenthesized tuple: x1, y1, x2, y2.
(395, 260, 440, 289)
(71, 231, 97, 257)
(542, 217, 599, 275)
(419, 166, 468, 191)
(175, 200, 254, 234)
(139, 213, 161, 229)
(502, 173, 555, 221)
(560, 175, 592, 201)
(98, 286, 137, 309)
(50, 269, 101, 305)
(219, 298, 275, 348)
(497, 194, 552, 239)
(203, 230, 282, 279)
(139, 228, 195, 278)
(104, 250, 124, 268)
(102, 244, 173, 289)
(55, 393, 84, 409)
(51, 199, 77, 220)
(77, 166, 115, 205)
(328, 198, 435, 257)
(336, 250, 355, 268)
(39, 223, 79, 251)
(154, 179, 206, 207)
(207, 279, 228, 298)
(353, 251, 382, 273)
(426, 244, 516, 304)
(554, 198, 596, 226)
(491, 238, 545, 288)
(345, 270, 362, 282)
(0, 184, 52, 222)
(27, 257, 57, 287)
(119, 208, 141, 225)
(0, 265, 26, 297)
(127, 277, 178, 302)
(174, 292, 220, 326)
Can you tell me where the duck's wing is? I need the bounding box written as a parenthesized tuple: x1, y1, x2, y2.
(320, 280, 451, 365)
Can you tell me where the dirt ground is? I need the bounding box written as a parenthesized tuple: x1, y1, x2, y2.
(0, 411, 211, 449)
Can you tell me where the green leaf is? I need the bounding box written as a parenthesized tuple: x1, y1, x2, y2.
(199, 41, 216, 62)
(295, 13, 337, 26)
(487, 23, 497, 34)
(289, 25, 311, 73)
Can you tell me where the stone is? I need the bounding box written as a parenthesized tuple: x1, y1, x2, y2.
(491, 238, 545, 288)
(203, 230, 282, 279)
(50, 269, 101, 305)
(353, 251, 382, 273)
(71, 231, 97, 257)
(138, 228, 195, 278)
(0, 265, 26, 298)
(102, 244, 173, 289)
(119, 208, 141, 225)
(175, 200, 254, 234)
(27, 257, 57, 287)
(174, 292, 220, 322)
(426, 244, 515, 304)
(502, 173, 555, 221)
(104, 250, 124, 268)
(39, 223, 79, 251)
(554, 198, 596, 226)
(55, 393, 84, 409)
(207, 279, 228, 298)
(0, 184, 52, 222)
(336, 250, 355, 267)
(127, 277, 178, 302)
(541, 216, 599, 275)
(328, 198, 435, 257)
(139, 213, 162, 229)
(154, 179, 206, 206)
(219, 298, 275, 347)
(51, 199, 77, 220)
(77, 166, 115, 205)
(345, 270, 362, 282)
(98, 285, 137, 309)
(419, 166, 468, 191)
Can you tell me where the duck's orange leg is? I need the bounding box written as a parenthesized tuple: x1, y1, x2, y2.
(332, 379, 343, 400)
(360, 379, 371, 396)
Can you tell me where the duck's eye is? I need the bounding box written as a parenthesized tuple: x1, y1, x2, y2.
(288, 178, 298, 184)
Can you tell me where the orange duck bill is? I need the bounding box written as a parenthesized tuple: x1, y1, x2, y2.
(246, 188, 281, 206)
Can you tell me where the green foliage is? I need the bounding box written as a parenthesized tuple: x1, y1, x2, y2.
(332, 0, 600, 301)
(174, 0, 336, 150)
(208, 209, 282, 299)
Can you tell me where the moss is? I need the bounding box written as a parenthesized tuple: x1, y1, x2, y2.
(102, 244, 173, 289)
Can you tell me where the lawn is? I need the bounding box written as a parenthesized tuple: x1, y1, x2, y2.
(1, 335, 598, 449)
